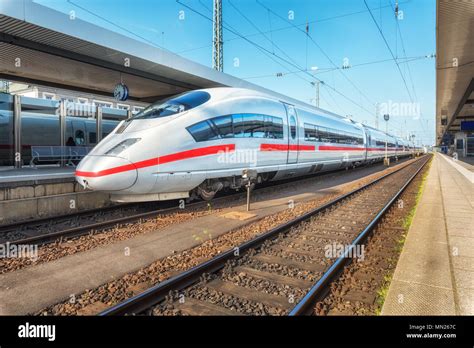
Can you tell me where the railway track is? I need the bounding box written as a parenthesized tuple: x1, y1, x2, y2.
(99, 155, 430, 316)
(0, 202, 160, 244)
(1, 158, 413, 246)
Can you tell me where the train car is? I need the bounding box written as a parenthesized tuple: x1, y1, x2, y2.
(363, 125, 404, 162)
(0, 109, 118, 166)
(75, 87, 412, 203)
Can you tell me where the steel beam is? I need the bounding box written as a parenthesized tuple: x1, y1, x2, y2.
(96, 106, 103, 143)
(59, 100, 67, 167)
(13, 94, 21, 168)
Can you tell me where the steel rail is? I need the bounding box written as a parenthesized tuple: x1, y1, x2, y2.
(3, 157, 415, 246)
(99, 155, 428, 316)
(0, 203, 136, 232)
(289, 155, 431, 315)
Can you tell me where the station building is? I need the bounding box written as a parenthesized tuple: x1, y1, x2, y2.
(436, 0, 474, 158)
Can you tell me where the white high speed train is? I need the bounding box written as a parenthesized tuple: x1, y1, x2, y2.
(75, 88, 415, 202)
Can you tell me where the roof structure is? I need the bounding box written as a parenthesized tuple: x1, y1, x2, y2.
(436, 0, 474, 144)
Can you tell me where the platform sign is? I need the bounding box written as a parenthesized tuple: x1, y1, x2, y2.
(460, 121, 474, 131)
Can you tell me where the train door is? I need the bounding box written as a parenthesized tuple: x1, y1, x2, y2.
(283, 103, 298, 164)
(365, 130, 371, 161)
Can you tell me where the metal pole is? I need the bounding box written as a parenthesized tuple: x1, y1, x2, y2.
(13, 94, 22, 168)
(314, 81, 320, 108)
(246, 183, 251, 212)
(96, 106, 103, 143)
(375, 103, 379, 129)
(385, 120, 388, 165)
(127, 108, 132, 120)
(212, 0, 223, 72)
(59, 100, 67, 167)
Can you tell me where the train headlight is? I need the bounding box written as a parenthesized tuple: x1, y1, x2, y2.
(105, 138, 141, 156)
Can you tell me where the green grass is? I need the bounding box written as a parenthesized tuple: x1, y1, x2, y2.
(374, 159, 432, 315)
(401, 161, 431, 231)
(375, 274, 393, 315)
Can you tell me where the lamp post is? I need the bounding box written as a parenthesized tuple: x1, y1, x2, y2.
(411, 134, 416, 157)
(384, 114, 390, 166)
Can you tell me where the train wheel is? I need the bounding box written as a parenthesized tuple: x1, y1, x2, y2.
(197, 180, 223, 201)
(199, 189, 216, 201)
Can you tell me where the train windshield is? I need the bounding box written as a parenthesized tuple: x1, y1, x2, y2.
(132, 91, 211, 120)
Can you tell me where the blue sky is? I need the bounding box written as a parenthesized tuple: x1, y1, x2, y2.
(35, 0, 436, 145)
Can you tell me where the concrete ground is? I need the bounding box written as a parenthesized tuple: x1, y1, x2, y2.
(458, 156, 474, 170)
(0, 160, 408, 315)
(0, 165, 75, 184)
(0, 165, 111, 223)
(382, 153, 473, 315)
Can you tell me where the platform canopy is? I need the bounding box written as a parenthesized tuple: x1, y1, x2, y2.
(0, 0, 296, 104)
(436, 0, 474, 144)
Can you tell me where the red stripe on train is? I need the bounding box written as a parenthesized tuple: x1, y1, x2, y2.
(75, 144, 235, 178)
(319, 146, 399, 151)
(260, 144, 315, 151)
(318, 145, 365, 151)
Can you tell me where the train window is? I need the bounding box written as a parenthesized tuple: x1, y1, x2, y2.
(187, 114, 284, 142)
(232, 114, 245, 138)
(344, 132, 353, 144)
(89, 132, 97, 144)
(271, 117, 284, 139)
(74, 130, 85, 145)
(289, 116, 296, 139)
(326, 129, 338, 143)
(243, 114, 265, 138)
(254, 115, 266, 138)
(304, 123, 317, 141)
(187, 120, 219, 142)
(317, 127, 329, 143)
(132, 91, 211, 120)
(264, 116, 283, 139)
(211, 115, 233, 138)
(264, 115, 273, 138)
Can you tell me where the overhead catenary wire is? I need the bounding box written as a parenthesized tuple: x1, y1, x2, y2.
(176, 0, 377, 118)
(388, 0, 430, 143)
(364, 0, 413, 103)
(257, 0, 378, 111)
(177, 1, 409, 55)
(227, 0, 308, 80)
(241, 55, 433, 80)
(67, 0, 168, 51)
(180, 0, 315, 86)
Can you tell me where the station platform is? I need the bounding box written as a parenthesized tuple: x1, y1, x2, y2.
(382, 153, 473, 315)
(454, 156, 474, 173)
(0, 165, 75, 186)
(0, 165, 112, 223)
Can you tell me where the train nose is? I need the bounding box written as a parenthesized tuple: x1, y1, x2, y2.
(75, 155, 138, 191)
